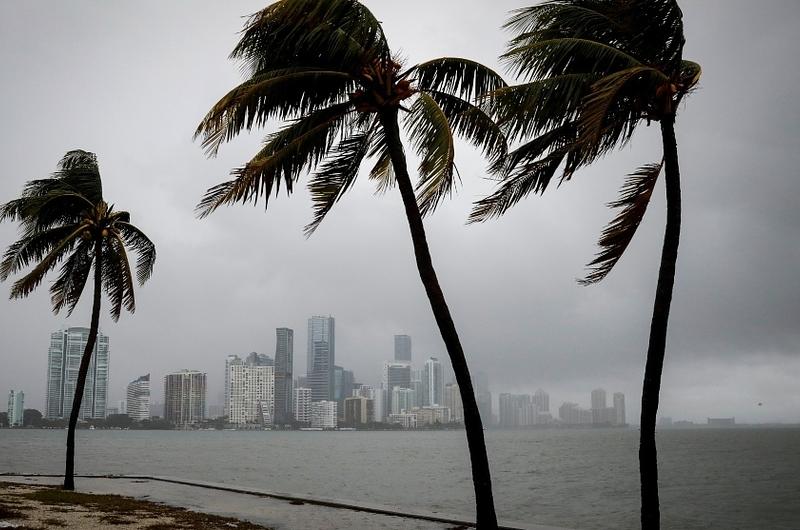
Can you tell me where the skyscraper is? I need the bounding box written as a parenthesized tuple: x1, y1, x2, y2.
(444, 383, 464, 423)
(7, 390, 24, 427)
(591, 388, 607, 410)
(613, 392, 626, 426)
(422, 357, 444, 406)
(126, 374, 150, 422)
(383, 361, 411, 419)
(533, 389, 550, 413)
(45, 327, 109, 420)
(591, 388, 610, 424)
(225, 354, 275, 426)
(307, 316, 335, 401)
(274, 327, 294, 424)
(394, 334, 411, 362)
(164, 370, 206, 426)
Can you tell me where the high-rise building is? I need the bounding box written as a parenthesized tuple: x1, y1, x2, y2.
(444, 383, 464, 423)
(7, 390, 24, 427)
(310, 400, 337, 428)
(613, 392, 626, 426)
(393, 334, 412, 362)
(274, 327, 294, 424)
(225, 354, 275, 426)
(383, 361, 411, 420)
(164, 370, 206, 426)
(533, 389, 550, 413)
(307, 316, 335, 401)
(344, 396, 374, 425)
(126, 374, 150, 422)
(591, 388, 607, 410)
(422, 357, 443, 406)
(559, 402, 593, 425)
(45, 327, 110, 420)
(294, 387, 312, 424)
(391, 386, 416, 415)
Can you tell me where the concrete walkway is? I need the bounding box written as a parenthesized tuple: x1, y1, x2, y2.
(1, 474, 569, 530)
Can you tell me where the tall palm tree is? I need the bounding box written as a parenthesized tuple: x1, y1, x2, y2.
(469, 1, 700, 528)
(0, 150, 156, 490)
(194, 0, 505, 526)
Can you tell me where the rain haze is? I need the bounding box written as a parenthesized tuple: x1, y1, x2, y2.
(1, 0, 799, 425)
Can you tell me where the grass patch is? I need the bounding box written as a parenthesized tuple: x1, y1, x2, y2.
(0, 504, 29, 519)
(21, 489, 160, 515)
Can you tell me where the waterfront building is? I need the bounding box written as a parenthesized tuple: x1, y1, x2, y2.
(474, 372, 492, 426)
(126, 374, 150, 422)
(164, 370, 206, 426)
(307, 316, 335, 402)
(274, 327, 294, 424)
(225, 354, 275, 426)
(422, 357, 444, 406)
(294, 387, 312, 424)
(533, 389, 550, 413)
(413, 405, 450, 426)
(613, 392, 626, 426)
(391, 386, 416, 415)
(388, 412, 417, 429)
(383, 361, 411, 420)
(310, 400, 337, 428)
(344, 396, 374, 425)
(7, 390, 24, 426)
(409, 370, 424, 408)
(45, 327, 110, 420)
(394, 334, 412, 362)
(559, 402, 593, 425)
(444, 383, 464, 423)
(499, 393, 533, 428)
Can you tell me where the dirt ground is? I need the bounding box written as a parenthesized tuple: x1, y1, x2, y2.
(0, 481, 273, 529)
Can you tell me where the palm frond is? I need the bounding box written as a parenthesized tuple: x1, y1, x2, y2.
(8, 225, 86, 299)
(197, 102, 355, 218)
(425, 90, 507, 164)
(580, 162, 662, 285)
(304, 130, 371, 235)
(102, 234, 136, 321)
(50, 239, 94, 316)
(404, 93, 456, 216)
(488, 74, 597, 141)
(469, 150, 567, 223)
(232, 0, 388, 76)
(0, 223, 85, 281)
(117, 222, 156, 285)
(578, 66, 667, 148)
(411, 58, 506, 102)
(504, 37, 642, 81)
(195, 68, 356, 156)
(366, 122, 395, 194)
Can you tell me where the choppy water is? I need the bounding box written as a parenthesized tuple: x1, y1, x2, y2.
(1, 428, 798, 529)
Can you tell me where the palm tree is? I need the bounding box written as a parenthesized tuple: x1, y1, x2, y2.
(194, 0, 505, 526)
(469, 2, 700, 528)
(0, 150, 156, 490)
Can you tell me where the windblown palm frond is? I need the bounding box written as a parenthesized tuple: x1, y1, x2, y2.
(580, 162, 662, 285)
(474, 0, 699, 281)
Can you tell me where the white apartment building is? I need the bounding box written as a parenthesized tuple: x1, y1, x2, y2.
(7, 390, 24, 427)
(225, 355, 275, 426)
(310, 400, 337, 429)
(294, 387, 312, 424)
(126, 374, 150, 422)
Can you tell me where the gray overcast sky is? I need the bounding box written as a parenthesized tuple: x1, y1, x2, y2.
(1, 1, 798, 423)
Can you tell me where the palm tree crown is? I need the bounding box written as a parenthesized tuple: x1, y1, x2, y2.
(471, 0, 700, 282)
(0, 149, 156, 320)
(194, 0, 506, 229)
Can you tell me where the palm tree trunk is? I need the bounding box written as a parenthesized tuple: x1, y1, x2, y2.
(640, 115, 681, 529)
(379, 108, 498, 529)
(63, 237, 103, 490)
